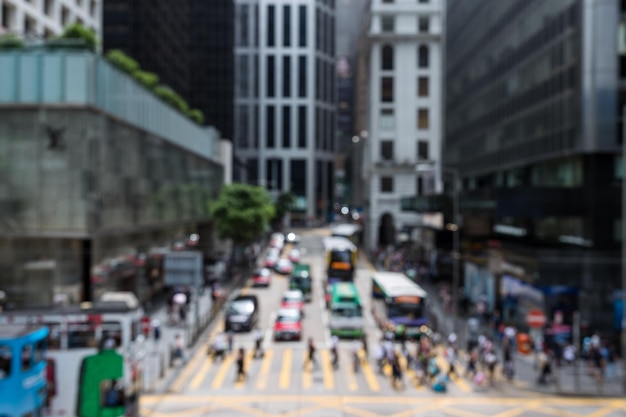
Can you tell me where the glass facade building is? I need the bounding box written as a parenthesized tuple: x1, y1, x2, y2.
(0, 50, 223, 306)
(436, 0, 623, 333)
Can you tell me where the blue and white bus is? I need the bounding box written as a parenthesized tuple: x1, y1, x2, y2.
(371, 271, 430, 338)
(0, 324, 49, 417)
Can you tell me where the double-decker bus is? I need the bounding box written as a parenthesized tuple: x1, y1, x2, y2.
(0, 292, 145, 417)
(371, 272, 430, 339)
(328, 283, 364, 338)
(330, 223, 362, 246)
(323, 236, 358, 284)
(0, 324, 49, 417)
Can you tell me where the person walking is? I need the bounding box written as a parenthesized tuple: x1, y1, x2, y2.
(446, 344, 457, 377)
(173, 334, 186, 365)
(253, 327, 264, 359)
(304, 338, 317, 370)
(227, 330, 234, 353)
(235, 347, 246, 382)
(330, 335, 339, 369)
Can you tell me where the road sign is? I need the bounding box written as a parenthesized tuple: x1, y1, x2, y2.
(163, 251, 203, 287)
(526, 309, 547, 328)
(141, 316, 151, 336)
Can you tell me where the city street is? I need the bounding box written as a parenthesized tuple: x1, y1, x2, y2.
(139, 229, 626, 417)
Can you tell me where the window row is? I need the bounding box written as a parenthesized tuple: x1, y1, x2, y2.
(380, 15, 431, 34)
(1, 0, 97, 33)
(379, 76, 430, 102)
(378, 175, 430, 195)
(245, 159, 308, 198)
(379, 140, 430, 161)
(379, 108, 431, 130)
(382, 44, 430, 69)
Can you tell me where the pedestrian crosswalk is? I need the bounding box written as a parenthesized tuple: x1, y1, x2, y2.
(172, 345, 476, 394)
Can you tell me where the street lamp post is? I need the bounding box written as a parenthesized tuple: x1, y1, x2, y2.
(416, 161, 460, 335)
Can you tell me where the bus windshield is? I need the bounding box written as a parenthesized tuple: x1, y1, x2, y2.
(387, 302, 424, 319)
(330, 250, 351, 264)
(331, 304, 362, 318)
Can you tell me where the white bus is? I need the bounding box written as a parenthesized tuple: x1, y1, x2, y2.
(370, 272, 430, 339)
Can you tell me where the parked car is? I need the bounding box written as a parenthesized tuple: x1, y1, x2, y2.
(251, 268, 271, 287)
(273, 308, 303, 341)
(224, 294, 259, 332)
(264, 253, 280, 268)
(274, 259, 294, 275)
(281, 290, 305, 316)
(270, 233, 285, 250)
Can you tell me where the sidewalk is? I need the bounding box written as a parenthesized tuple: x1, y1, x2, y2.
(372, 256, 626, 397)
(140, 264, 254, 393)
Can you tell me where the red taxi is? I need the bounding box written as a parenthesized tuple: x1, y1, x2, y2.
(281, 290, 305, 316)
(273, 308, 303, 341)
(251, 268, 271, 287)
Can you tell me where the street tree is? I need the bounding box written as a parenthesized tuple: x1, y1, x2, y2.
(210, 183, 275, 251)
(273, 191, 296, 229)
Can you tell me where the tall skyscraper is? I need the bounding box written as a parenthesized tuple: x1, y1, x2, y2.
(443, 0, 623, 331)
(102, 0, 234, 139)
(0, 0, 101, 39)
(361, 0, 445, 251)
(234, 0, 336, 226)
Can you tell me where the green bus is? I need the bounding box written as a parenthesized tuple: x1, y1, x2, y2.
(328, 282, 364, 338)
(289, 263, 312, 302)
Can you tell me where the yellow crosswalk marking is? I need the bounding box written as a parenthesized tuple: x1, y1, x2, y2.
(320, 349, 335, 389)
(346, 352, 358, 391)
(359, 351, 380, 392)
(279, 348, 292, 389)
(434, 350, 472, 393)
(256, 350, 273, 390)
(189, 354, 213, 389)
(211, 351, 235, 389)
(302, 354, 312, 389)
(235, 349, 256, 389)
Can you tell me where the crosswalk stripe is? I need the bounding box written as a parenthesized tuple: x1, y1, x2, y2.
(256, 350, 273, 390)
(212, 352, 236, 389)
(345, 351, 358, 391)
(189, 354, 213, 389)
(279, 348, 292, 389)
(434, 350, 472, 393)
(320, 349, 335, 389)
(360, 351, 380, 392)
(302, 350, 313, 389)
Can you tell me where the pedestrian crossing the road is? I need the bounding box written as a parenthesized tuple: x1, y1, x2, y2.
(170, 345, 475, 395)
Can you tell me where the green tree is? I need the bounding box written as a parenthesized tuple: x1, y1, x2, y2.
(58, 23, 97, 51)
(0, 34, 24, 50)
(133, 70, 159, 89)
(187, 109, 205, 125)
(153, 85, 189, 114)
(210, 183, 275, 247)
(273, 191, 296, 227)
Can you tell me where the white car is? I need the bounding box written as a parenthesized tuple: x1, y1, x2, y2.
(288, 248, 301, 263)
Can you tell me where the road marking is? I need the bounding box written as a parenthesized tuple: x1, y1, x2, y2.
(189, 354, 213, 389)
(302, 353, 312, 389)
(211, 351, 235, 389)
(169, 340, 207, 392)
(360, 351, 380, 392)
(279, 348, 292, 389)
(264, 311, 276, 346)
(320, 348, 335, 389)
(434, 351, 472, 393)
(346, 351, 358, 391)
(255, 349, 273, 390)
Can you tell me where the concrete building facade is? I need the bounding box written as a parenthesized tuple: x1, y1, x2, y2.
(233, 0, 336, 226)
(0, 0, 100, 39)
(363, 0, 445, 251)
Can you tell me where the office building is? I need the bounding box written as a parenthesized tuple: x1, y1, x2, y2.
(0, 0, 100, 39)
(362, 0, 445, 251)
(438, 0, 623, 332)
(234, 0, 336, 225)
(102, 0, 234, 139)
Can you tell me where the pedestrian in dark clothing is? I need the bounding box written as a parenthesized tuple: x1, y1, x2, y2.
(304, 338, 317, 370)
(236, 348, 246, 381)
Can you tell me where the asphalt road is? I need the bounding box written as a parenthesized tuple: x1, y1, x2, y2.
(140, 228, 626, 417)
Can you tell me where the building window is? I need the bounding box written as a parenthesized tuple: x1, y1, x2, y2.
(24, 15, 36, 34)
(283, 56, 291, 97)
(61, 6, 70, 26)
(417, 109, 429, 129)
(419, 0, 429, 3)
(381, 141, 393, 160)
(282, 106, 291, 148)
(417, 140, 429, 160)
(381, 177, 394, 192)
(298, 56, 307, 97)
(381, 77, 394, 102)
(416, 176, 424, 195)
(298, 5, 307, 47)
(380, 109, 394, 129)
(238, 106, 249, 148)
(291, 159, 307, 197)
(237, 4, 249, 47)
(267, 5, 275, 46)
(283, 5, 291, 47)
(266, 106, 275, 148)
(44, 0, 54, 16)
(254, 4, 259, 47)
(90, 0, 97, 17)
(418, 76, 429, 97)
(381, 45, 394, 70)
(418, 45, 429, 68)
(298, 106, 307, 148)
(381, 16, 394, 33)
(419, 16, 429, 33)
(383, 0, 394, 3)
(266, 56, 275, 97)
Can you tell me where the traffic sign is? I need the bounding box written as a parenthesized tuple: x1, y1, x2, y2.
(163, 251, 203, 287)
(526, 309, 547, 328)
(141, 316, 151, 336)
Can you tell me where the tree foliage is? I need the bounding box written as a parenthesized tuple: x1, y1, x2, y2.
(153, 86, 189, 114)
(106, 49, 140, 74)
(59, 23, 97, 51)
(210, 183, 275, 246)
(187, 109, 205, 125)
(273, 191, 296, 225)
(0, 34, 24, 50)
(133, 70, 159, 89)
